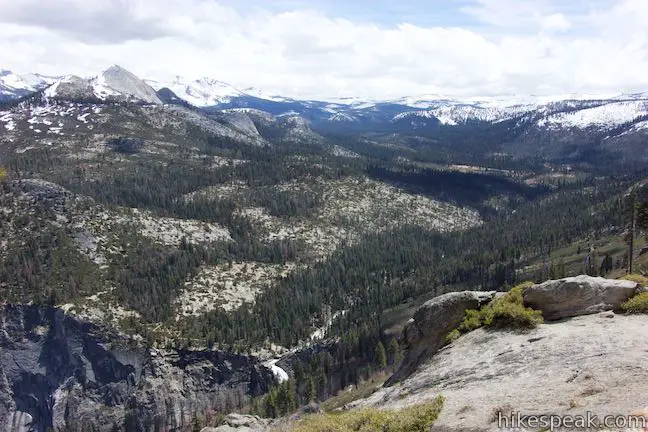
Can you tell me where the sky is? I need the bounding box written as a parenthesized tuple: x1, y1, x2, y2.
(1, 0, 648, 101)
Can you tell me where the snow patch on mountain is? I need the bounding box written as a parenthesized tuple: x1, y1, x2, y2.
(328, 112, 357, 122)
(0, 70, 58, 99)
(146, 76, 294, 106)
(44, 66, 161, 104)
(239, 87, 293, 103)
(147, 77, 243, 106)
(630, 119, 648, 131)
(392, 103, 530, 125)
(538, 100, 648, 129)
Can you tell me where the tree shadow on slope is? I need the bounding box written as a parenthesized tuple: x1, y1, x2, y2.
(366, 165, 549, 216)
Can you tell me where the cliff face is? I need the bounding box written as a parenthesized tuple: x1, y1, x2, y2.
(0, 304, 274, 432)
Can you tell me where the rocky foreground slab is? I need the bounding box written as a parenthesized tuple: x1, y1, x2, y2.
(354, 276, 648, 431)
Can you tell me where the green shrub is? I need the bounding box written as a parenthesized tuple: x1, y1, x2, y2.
(447, 282, 543, 341)
(487, 282, 542, 329)
(289, 396, 445, 432)
(460, 308, 491, 332)
(489, 296, 543, 329)
(621, 292, 648, 313)
(445, 329, 461, 343)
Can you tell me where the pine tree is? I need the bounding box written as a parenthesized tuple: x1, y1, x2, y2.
(306, 376, 316, 402)
(600, 253, 613, 275)
(387, 338, 402, 366)
(374, 341, 387, 370)
(317, 370, 328, 400)
(264, 390, 277, 418)
(191, 414, 203, 432)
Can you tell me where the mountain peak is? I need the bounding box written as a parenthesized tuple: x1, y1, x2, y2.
(146, 76, 243, 107)
(103, 64, 129, 74)
(0, 69, 58, 101)
(94, 65, 161, 104)
(41, 67, 161, 104)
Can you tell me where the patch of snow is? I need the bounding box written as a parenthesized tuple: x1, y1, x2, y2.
(393, 103, 530, 125)
(1, 111, 16, 131)
(328, 112, 358, 122)
(0, 70, 57, 96)
(539, 100, 648, 129)
(147, 76, 243, 107)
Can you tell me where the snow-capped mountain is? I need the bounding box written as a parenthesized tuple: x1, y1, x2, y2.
(4, 65, 648, 135)
(537, 100, 648, 130)
(44, 65, 161, 104)
(146, 77, 244, 106)
(0, 70, 58, 101)
(146, 77, 293, 107)
(392, 102, 535, 126)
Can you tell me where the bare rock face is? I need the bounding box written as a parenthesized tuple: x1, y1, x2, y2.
(386, 290, 496, 385)
(44, 75, 96, 101)
(201, 414, 270, 431)
(219, 111, 262, 138)
(0, 304, 275, 432)
(101, 65, 162, 105)
(357, 313, 648, 431)
(523, 275, 643, 320)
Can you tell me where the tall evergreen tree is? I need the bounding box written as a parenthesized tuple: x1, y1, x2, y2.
(374, 341, 387, 370)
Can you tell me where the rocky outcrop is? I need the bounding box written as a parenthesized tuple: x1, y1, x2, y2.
(357, 312, 648, 431)
(219, 111, 262, 139)
(523, 275, 643, 320)
(0, 304, 275, 432)
(201, 414, 270, 431)
(44, 66, 162, 104)
(101, 65, 162, 105)
(386, 290, 496, 385)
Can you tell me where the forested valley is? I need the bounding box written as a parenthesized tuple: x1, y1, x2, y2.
(1, 95, 647, 422)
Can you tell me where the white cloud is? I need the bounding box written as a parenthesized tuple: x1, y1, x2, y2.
(0, 0, 647, 100)
(540, 13, 571, 33)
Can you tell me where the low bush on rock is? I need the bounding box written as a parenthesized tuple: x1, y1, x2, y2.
(446, 282, 542, 342)
(621, 292, 648, 313)
(288, 395, 444, 432)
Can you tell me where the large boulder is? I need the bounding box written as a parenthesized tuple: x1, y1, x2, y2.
(523, 275, 643, 320)
(386, 290, 495, 385)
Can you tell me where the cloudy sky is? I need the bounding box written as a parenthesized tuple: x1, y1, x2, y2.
(1, 0, 648, 100)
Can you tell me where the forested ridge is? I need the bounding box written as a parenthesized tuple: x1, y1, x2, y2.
(1, 135, 639, 343)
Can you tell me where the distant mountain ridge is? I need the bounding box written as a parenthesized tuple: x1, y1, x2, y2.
(3, 64, 648, 158)
(0, 69, 58, 101)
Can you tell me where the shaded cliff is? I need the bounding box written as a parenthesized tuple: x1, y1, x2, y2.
(0, 304, 275, 432)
